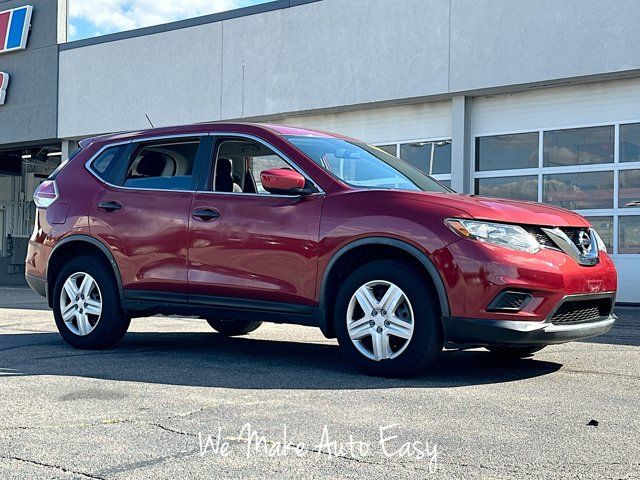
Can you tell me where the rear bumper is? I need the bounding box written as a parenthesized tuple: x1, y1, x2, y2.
(25, 273, 47, 298)
(444, 314, 616, 347)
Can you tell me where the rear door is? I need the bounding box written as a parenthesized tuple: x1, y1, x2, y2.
(188, 134, 324, 308)
(89, 135, 209, 297)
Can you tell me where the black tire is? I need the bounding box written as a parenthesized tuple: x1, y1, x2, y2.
(486, 345, 545, 358)
(205, 318, 262, 336)
(333, 260, 443, 377)
(52, 255, 130, 349)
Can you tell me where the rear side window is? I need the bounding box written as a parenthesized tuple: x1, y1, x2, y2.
(123, 139, 200, 191)
(88, 145, 125, 183)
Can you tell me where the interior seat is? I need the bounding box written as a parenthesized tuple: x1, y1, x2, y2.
(135, 151, 168, 178)
(215, 158, 236, 192)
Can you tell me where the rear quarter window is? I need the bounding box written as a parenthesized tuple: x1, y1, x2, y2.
(88, 145, 126, 183)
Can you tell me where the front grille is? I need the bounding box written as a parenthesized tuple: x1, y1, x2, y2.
(523, 227, 556, 248)
(559, 227, 591, 251)
(551, 298, 613, 324)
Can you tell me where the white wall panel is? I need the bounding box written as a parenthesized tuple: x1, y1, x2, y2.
(472, 78, 640, 135)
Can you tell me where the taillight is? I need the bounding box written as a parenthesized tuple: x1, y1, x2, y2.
(33, 180, 58, 208)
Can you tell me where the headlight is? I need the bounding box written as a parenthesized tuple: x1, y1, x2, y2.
(445, 218, 541, 254)
(592, 228, 607, 253)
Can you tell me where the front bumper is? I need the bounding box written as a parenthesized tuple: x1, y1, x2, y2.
(444, 314, 616, 347)
(444, 292, 616, 346)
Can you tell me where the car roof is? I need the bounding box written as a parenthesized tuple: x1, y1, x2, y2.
(78, 122, 356, 149)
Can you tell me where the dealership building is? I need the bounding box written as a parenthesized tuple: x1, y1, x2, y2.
(0, 0, 639, 301)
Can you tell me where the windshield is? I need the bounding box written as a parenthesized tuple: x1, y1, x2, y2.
(286, 136, 450, 192)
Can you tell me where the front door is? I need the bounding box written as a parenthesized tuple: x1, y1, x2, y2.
(188, 136, 324, 307)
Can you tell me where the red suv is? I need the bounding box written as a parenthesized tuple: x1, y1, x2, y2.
(25, 123, 617, 376)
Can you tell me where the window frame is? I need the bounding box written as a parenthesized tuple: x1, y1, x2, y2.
(472, 120, 640, 256)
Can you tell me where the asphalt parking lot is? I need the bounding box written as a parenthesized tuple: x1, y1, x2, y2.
(0, 287, 638, 479)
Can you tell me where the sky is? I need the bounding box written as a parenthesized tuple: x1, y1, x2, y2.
(68, 0, 270, 41)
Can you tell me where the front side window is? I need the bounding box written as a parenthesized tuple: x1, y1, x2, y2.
(287, 136, 449, 192)
(213, 138, 294, 194)
(123, 139, 200, 191)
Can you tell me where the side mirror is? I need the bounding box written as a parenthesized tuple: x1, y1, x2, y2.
(260, 168, 311, 195)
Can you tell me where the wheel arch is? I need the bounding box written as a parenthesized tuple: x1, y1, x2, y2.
(47, 235, 124, 309)
(318, 237, 450, 338)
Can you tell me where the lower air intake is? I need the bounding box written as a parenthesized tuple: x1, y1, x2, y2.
(551, 298, 613, 324)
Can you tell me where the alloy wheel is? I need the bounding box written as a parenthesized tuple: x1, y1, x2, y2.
(59, 272, 103, 336)
(346, 280, 415, 361)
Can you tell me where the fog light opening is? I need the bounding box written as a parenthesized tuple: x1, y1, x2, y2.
(487, 291, 533, 313)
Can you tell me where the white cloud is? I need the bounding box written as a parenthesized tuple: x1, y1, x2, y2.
(69, 0, 247, 36)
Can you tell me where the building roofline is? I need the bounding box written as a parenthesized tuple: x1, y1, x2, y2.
(59, 0, 321, 51)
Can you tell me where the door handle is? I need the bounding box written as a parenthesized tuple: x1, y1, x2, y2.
(192, 208, 221, 222)
(98, 201, 122, 212)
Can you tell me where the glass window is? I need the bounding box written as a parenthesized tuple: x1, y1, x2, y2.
(287, 136, 449, 193)
(375, 144, 397, 156)
(399, 140, 451, 175)
(586, 216, 613, 252)
(543, 126, 614, 167)
(476, 133, 538, 171)
(619, 169, 640, 208)
(123, 139, 199, 191)
(438, 179, 452, 189)
(619, 216, 640, 254)
(475, 175, 538, 201)
(620, 123, 640, 163)
(543, 171, 613, 209)
(215, 139, 292, 194)
(89, 146, 124, 183)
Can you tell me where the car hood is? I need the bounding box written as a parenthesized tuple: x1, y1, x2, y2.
(401, 191, 590, 227)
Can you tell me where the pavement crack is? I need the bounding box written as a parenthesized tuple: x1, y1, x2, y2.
(0, 455, 105, 479)
(145, 422, 197, 437)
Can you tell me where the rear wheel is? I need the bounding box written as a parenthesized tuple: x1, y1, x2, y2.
(334, 260, 443, 377)
(52, 256, 130, 349)
(486, 345, 545, 358)
(205, 318, 262, 336)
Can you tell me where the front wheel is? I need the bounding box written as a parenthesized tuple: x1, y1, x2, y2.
(205, 318, 262, 336)
(334, 260, 443, 377)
